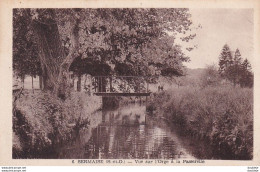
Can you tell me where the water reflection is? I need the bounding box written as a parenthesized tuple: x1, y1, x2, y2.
(57, 104, 196, 159)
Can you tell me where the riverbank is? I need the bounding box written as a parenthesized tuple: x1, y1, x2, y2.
(12, 90, 102, 158)
(147, 86, 253, 160)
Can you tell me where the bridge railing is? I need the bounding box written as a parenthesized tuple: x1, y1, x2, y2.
(91, 76, 156, 93)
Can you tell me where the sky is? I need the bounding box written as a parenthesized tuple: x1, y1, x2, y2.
(181, 9, 254, 69)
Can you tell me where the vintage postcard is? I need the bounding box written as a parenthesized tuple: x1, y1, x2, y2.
(0, 0, 260, 166)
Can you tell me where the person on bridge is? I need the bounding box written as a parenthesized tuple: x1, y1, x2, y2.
(158, 85, 164, 92)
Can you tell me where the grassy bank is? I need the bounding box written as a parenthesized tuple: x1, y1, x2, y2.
(147, 86, 253, 160)
(13, 90, 101, 158)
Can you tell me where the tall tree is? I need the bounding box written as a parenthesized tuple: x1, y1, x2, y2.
(218, 44, 233, 78)
(13, 9, 41, 85)
(230, 48, 243, 86)
(239, 58, 253, 88)
(27, 9, 80, 99)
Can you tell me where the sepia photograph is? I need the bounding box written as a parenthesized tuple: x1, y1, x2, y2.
(11, 7, 254, 161)
(1, 0, 260, 169)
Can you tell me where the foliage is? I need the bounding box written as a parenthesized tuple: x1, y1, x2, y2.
(13, 9, 41, 79)
(218, 45, 253, 87)
(218, 44, 233, 77)
(239, 59, 253, 88)
(200, 64, 221, 88)
(148, 86, 253, 160)
(66, 8, 194, 77)
(13, 90, 101, 158)
(71, 9, 193, 75)
(13, 8, 196, 98)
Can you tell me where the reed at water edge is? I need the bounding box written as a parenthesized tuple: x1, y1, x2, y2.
(147, 85, 253, 160)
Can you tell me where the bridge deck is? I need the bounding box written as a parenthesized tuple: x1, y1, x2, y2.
(93, 92, 151, 97)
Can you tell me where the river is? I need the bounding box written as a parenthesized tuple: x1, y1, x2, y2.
(55, 104, 215, 159)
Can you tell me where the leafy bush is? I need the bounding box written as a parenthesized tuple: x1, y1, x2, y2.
(13, 90, 101, 158)
(200, 64, 221, 88)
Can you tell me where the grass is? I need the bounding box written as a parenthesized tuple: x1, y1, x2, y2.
(147, 85, 253, 160)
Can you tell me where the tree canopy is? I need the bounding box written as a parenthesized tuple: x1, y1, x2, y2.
(13, 10, 41, 80)
(13, 8, 196, 98)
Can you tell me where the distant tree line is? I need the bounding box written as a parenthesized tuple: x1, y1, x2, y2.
(218, 44, 253, 88)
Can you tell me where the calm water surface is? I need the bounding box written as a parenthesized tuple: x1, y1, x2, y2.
(56, 104, 214, 159)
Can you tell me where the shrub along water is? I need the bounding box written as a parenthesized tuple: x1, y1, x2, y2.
(147, 86, 253, 160)
(13, 90, 101, 158)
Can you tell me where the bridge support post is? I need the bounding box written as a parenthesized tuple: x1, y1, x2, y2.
(145, 96, 148, 111)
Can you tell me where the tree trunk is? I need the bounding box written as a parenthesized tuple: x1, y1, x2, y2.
(84, 75, 87, 90)
(72, 77, 75, 90)
(32, 18, 63, 92)
(41, 64, 53, 91)
(21, 76, 25, 88)
(77, 75, 81, 92)
(31, 10, 80, 99)
(39, 75, 43, 90)
(54, 18, 80, 99)
(109, 77, 113, 92)
(31, 76, 34, 93)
